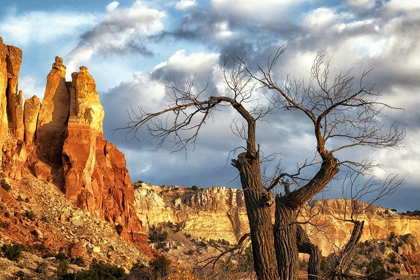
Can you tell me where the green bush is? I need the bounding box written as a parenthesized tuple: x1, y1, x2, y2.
(148, 225, 168, 243)
(61, 259, 125, 280)
(237, 247, 254, 272)
(24, 210, 35, 221)
(150, 255, 171, 278)
(1, 243, 25, 261)
(366, 257, 392, 280)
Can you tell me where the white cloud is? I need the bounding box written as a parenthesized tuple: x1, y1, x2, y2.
(210, 0, 310, 23)
(304, 7, 354, 30)
(67, 1, 166, 75)
(175, 0, 197, 10)
(385, 0, 420, 12)
(106, 1, 119, 12)
(0, 11, 96, 45)
(346, 0, 375, 9)
(19, 75, 46, 101)
(374, 130, 420, 185)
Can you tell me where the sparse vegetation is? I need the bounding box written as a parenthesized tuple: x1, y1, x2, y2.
(24, 210, 36, 221)
(150, 255, 171, 278)
(149, 225, 169, 243)
(60, 258, 125, 280)
(366, 257, 393, 280)
(1, 243, 25, 261)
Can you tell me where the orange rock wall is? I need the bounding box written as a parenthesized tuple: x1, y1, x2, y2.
(0, 37, 147, 248)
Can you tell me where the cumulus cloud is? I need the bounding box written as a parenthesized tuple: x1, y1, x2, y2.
(175, 0, 197, 10)
(67, 1, 166, 74)
(106, 1, 119, 12)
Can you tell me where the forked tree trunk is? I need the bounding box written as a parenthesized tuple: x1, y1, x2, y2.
(233, 152, 279, 280)
(274, 154, 339, 280)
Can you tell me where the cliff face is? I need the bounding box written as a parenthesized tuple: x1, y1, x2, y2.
(134, 183, 420, 257)
(134, 184, 249, 243)
(0, 38, 146, 247)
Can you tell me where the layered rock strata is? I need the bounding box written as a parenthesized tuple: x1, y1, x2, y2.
(134, 183, 420, 257)
(0, 38, 146, 247)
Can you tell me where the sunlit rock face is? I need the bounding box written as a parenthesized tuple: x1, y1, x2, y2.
(23, 95, 41, 144)
(299, 199, 420, 256)
(62, 67, 146, 245)
(0, 37, 147, 248)
(0, 38, 26, 179)
(135, 184, 249, 244)
(135, 184, 420, 256)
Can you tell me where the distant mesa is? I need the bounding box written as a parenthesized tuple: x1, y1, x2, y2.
(0, 37, 146, 248)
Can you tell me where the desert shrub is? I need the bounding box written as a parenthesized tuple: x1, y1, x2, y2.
(57, 260, 70, 278)
(366, 257, 392, 280)
(55, 249, 68, 261)
(320, 258, 329, 275)
(24, 210, 35, 221)
(131, 260, 146, 271)
(0, 179, 11, 192)
(191, 185, 198, 191)
(72, 256, 85, 267)
(390, 253, 398, 264)
(33, 243, 51, 255)
(150, 255, 171, 278)
(0, 221, 10, 228)
(14, 270, 29, 280)
(149, 225, 168, 243)
(185, 249, 195, 255)
(388, 232, 396, 243)
(41, 215, 48, 222)
(237, 247, 254, 273)
(61, 259, 125, 280)
(1, 243, 24, 261)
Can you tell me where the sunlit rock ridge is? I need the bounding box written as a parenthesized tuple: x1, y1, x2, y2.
(0, 38, 146, 247)
(134, 183, 420, 257)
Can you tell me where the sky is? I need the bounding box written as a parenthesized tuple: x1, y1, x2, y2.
(1, 0, 419, 211)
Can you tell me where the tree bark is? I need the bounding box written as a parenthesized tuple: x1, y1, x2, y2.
(297, 225, 321, 280)
(330, 220, 364, 279)
(233, 152, 279, 280)
(274, 198, 299, 280)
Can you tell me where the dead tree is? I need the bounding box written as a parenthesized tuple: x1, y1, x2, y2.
(325, 171, 401, 279)
(124, 48, 404, 280)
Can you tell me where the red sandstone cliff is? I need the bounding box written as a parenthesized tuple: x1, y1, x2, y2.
(0, 38, 146, 248)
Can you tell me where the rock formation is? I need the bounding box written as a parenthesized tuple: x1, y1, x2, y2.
(0, 38, 146, 248)
(134, 183, 420, 258)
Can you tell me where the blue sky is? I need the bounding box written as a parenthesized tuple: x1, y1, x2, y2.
(1, 0, 419, 211)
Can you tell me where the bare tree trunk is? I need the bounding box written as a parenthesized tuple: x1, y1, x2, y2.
(297, 225, 321, 280)
(233, 152, 279, 280)
(274, 198, 299, 280)
(330, 221, 364, 279)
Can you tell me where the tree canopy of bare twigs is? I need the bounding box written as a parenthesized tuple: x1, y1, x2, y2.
(124, 47, 404, 280)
